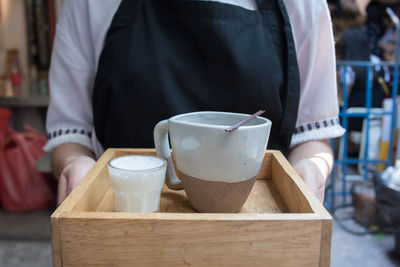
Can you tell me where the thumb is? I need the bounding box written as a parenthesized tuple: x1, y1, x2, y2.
(57, 173, 68, 206)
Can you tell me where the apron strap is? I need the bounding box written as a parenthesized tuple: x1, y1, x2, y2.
(275, 0, 300, 137)
(255, 0, 278, 11)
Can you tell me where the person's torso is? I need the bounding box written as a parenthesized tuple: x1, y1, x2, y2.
(92, 0, 300, 155)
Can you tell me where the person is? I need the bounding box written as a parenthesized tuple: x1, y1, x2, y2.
(366, 1, 386, 58)
(45, 0, 345, 205)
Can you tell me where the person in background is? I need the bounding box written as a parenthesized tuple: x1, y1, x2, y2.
(366, 1, 386, 58)
(45, 0, 345, 205)
(378, 4, 400, 61)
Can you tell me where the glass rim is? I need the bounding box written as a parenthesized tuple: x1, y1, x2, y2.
(107, 155, 167, 173)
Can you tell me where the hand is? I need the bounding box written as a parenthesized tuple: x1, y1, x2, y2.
(57, 156, 96, 205)
(288, 140, 333, 204)
(292, 158, 326, 203)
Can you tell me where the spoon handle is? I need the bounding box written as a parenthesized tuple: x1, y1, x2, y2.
(225, 110, 265, 132)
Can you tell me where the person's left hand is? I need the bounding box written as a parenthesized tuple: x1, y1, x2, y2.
(291, 158, 325, 203)
(57, 156, 96, 205)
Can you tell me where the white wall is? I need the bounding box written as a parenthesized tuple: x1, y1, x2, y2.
(0, 0, 29, 77)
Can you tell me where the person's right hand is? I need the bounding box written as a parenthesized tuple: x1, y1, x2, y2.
(57, 156, 96, 205)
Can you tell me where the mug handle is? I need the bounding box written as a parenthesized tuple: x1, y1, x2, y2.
(154, 120, 184, 190)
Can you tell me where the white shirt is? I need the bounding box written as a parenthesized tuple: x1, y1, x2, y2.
(44, 0, 345, 158)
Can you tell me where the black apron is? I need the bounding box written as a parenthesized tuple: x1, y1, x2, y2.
(93, 0, 300, 155)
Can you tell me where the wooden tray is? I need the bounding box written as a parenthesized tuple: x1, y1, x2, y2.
(51, 149, 332, 267)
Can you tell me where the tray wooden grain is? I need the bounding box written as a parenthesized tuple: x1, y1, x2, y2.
(51, 149, 332, 267)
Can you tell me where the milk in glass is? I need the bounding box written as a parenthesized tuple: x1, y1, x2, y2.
(108, 155, 166, 212)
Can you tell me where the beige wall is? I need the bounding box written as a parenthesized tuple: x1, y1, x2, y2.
(0, 0, 28, 78)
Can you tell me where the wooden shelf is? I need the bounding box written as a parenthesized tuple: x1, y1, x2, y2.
(0, 80, 49, 108)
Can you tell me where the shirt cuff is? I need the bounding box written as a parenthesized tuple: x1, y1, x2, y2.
(43, 128, 94, 153)
(290, 117, 346, 148)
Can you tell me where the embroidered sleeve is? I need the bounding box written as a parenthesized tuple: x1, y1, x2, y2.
(44, 0, 96, 153)
(291, 1, 345, 147)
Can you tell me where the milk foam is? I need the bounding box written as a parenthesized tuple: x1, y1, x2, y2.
(109, 155, 165, 171)
(108, 155, 167, 212)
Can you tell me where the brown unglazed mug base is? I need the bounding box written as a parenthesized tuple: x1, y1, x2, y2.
(180, 173, 257, 213)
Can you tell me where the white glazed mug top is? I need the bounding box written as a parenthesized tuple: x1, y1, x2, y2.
(169, 111, 270, 129)
(167, 111, 271, 183)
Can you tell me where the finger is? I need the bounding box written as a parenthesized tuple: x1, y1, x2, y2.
(57, 174, 68, 206)
(317, 185, 325, 204)
(67, 180, 75, 197)
(67, 171, 87, 196)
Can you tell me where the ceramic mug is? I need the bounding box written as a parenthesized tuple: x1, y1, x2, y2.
(153, 111, 271, 212)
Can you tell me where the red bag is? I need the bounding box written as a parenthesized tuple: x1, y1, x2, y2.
(0, 108, 11, 141)
(0, 124, 56, 212)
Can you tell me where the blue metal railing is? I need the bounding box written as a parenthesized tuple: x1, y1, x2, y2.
(326, 8, 400, 212)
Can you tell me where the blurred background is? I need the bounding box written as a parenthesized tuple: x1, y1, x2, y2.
(0, 0, 400, 266)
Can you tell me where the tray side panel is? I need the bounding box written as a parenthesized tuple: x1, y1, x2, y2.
(50, 149, 115, 266)
(115, 148, 157, 158)
(71, 150, 114, 212)
(58, 217, 322, 267)
(50, 149, 116, 214)
(256, 151, 272, 179)
(51, 216, 62, 267)
(96, 180, 288, 213)
(319, 219, 333, 267)
(271, 152, 314, 213)
(96, 186, 114, 212)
